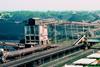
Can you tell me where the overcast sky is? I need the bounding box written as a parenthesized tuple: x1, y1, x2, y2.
(0, 0, 100, 11)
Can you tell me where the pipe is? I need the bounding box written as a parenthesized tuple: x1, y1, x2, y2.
(0, 42, 18, 47)
(3, 45, 57, 58)
(0, 42, 25, 49)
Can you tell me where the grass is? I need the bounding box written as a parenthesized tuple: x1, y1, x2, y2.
(50, 39, 76, 46)
(91, 43, 100, 49)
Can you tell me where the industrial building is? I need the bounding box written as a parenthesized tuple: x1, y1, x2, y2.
(24, 18, 49, 47)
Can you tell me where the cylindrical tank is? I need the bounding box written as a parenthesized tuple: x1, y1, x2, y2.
(3, 45, 56, 58)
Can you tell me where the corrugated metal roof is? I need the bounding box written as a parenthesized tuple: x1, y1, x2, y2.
(87, 53, 100, 59)
(64, 64, 83, 67)
(87, 39, 100, 42)
(73, 58, 96, 64)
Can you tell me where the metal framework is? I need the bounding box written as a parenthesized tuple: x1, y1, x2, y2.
(50, 21, 100, 44)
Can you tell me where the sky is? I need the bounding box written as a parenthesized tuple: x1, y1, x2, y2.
(0, 0, 100, 11)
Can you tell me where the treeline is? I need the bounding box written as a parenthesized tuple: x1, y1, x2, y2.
(0, 11, 100, 23)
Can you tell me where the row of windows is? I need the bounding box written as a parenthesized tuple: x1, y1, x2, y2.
(26, 36, 39, 40)
(25, 25, 39, 35)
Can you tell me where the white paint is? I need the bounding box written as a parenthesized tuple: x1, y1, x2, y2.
(73, 58, 96, 64)
(64, 64, 83, 67)
(87, 53, 100, 58)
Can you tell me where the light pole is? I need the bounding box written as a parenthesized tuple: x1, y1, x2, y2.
(54, 23, 57, 44)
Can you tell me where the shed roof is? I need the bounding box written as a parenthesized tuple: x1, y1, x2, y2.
(73, 58, 96, 65)
(64, 64, 83, 67)
(87, 53, 100, 59)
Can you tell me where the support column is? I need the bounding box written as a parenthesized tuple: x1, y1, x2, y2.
(50, 56, 52, 61)
(54, 23, 57, 44)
